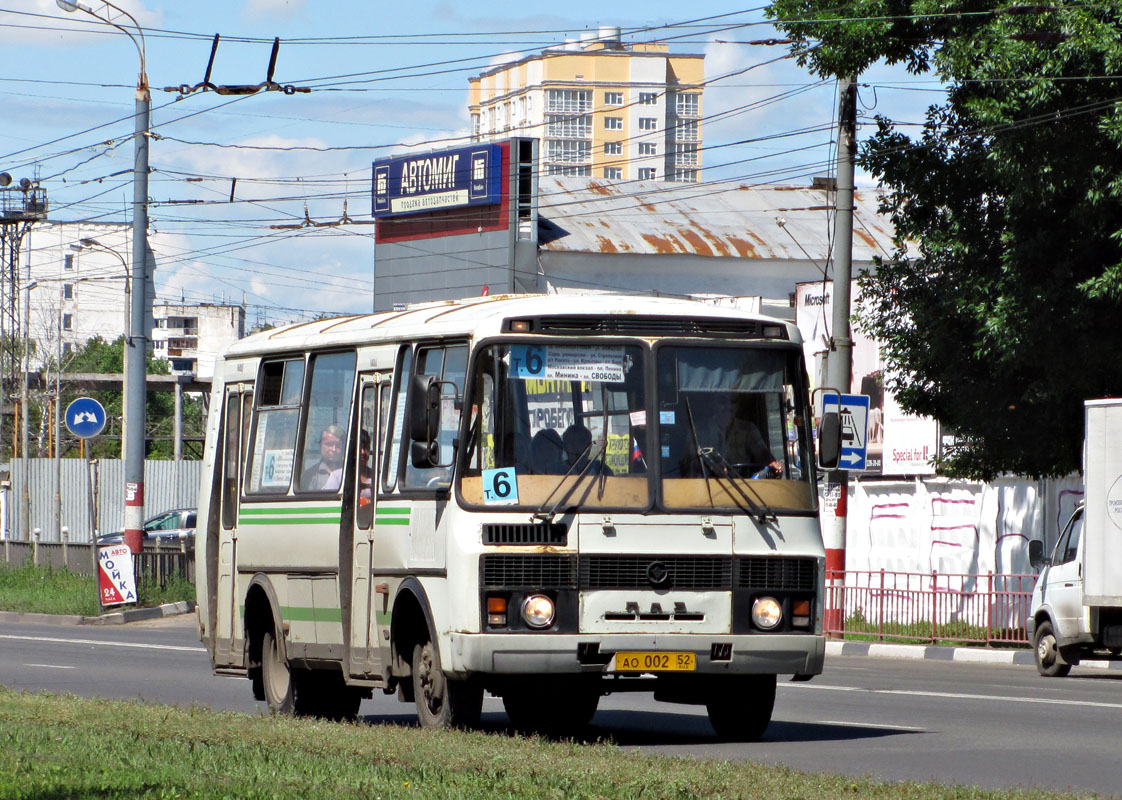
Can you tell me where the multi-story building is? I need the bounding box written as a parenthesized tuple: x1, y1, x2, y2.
(151, 302, 245, 380)
(22, 222, 243, 380)
(468, 27, 703, 183)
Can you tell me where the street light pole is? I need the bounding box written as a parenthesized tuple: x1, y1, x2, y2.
(57, 0, 150, 554)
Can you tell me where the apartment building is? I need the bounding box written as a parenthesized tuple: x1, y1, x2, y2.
(151, 302, 245, 380)
(468, 27, 703, 182)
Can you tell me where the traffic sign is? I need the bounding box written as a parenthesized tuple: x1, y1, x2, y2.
(65, 396, 107, 439)
(822, 393, 870, 471)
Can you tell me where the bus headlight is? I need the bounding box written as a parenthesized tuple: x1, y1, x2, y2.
(520, 594, 556, 629)
(751, 597, 782, 630)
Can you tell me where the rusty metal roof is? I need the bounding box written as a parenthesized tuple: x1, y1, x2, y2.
(537, 176, 903, 262)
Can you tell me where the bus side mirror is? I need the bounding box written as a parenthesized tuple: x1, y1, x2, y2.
(818, 411, 841, 470)
(411, 439, 440, 469)
(1029, 539, 1045, 569)
(409, 374, 440, 443)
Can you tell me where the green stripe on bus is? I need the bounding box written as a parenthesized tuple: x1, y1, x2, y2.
(279, 605, 343, 623)
(240, 506, 341, 516)
(376, 507, 410, 515)
(374, 518, 410, 526)
(239, 516, 342, 525)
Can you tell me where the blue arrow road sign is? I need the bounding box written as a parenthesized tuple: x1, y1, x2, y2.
(65, 397, 107, 439)
(822, 393, 870, 471)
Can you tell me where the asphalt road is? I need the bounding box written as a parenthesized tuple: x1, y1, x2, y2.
(2, 615, 1121, 797)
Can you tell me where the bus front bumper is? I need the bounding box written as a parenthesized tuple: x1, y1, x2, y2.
(446, 632, 825, 677)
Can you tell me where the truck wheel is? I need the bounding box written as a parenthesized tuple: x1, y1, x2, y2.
(412, 640, 482, 729)
(706, 674, 776, 741)
(1034, 620, 1072, 678)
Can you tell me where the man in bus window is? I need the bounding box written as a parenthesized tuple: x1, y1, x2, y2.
(684, 393, 781, 478)
(303, 424, 345, 490)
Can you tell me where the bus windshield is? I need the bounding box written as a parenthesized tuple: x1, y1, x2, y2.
(460, 342, 649, 511)
(656, 344, 815, 512)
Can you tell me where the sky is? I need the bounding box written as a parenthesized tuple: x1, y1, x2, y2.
(0, 0, 943, 327)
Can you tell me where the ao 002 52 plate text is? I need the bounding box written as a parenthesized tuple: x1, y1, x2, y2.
(612, 651, 696, 672)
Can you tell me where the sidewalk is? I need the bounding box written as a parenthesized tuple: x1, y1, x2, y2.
(826, 639, 1122, 671)
(0, 600, 195, 626)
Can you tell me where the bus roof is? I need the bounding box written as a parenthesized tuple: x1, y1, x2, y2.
(222, 293, 802, 359)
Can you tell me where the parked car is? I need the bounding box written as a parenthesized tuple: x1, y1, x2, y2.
(97, 508, 196, 549)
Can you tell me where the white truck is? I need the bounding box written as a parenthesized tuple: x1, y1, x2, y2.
(1028, 398, 1122, 676)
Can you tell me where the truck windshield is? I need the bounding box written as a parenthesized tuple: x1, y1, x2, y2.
(460, 342, 649, 510)
(655, 344, 816, 512)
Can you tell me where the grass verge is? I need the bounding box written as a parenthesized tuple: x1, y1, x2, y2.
(0, 562, 194, 615)
(0, 688, 1096, 800)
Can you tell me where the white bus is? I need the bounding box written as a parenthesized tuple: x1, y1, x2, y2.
(195, 293, 833, 739)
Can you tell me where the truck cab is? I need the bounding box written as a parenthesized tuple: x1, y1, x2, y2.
(1028, 504, 1088, 676)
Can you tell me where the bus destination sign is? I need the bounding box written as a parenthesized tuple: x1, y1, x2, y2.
(372, 143, 503, 218)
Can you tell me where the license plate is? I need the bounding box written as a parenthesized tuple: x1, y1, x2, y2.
(611, 651, 696, 672)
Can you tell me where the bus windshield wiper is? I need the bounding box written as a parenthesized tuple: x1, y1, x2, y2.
(696, 446, 777, 525)
(683, 397, 775, 525)
(533, 437, 606, 523)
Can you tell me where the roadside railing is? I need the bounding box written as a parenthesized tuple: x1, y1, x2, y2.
(3, 537, 194, 587)
(825, 569, 1036, 646)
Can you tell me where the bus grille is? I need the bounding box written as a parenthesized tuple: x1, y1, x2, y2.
(482, 522, 567, 545)
(737, 557, 817, 591)
(481, 554, 578, 588)
(579, 555, 732, 590)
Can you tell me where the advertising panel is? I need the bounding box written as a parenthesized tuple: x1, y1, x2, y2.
(795, 280, 937, 476)
(372, 143, 503, 218)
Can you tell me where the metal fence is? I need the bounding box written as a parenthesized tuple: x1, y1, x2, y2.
(825, 569, 1036, 645)
(2, 538, 194, 588)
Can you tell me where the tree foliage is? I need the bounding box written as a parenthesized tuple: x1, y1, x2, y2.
(767, 1, 1122, 478)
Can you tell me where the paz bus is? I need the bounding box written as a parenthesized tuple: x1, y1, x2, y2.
(194, 292, 835, 739)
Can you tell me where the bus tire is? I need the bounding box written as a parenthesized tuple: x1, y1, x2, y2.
(261, 628, 297, 714)
(705, 674, 776, 741)
(1034, 620, 1072, 678)
(412, 641, 482, 729)
(502, 683, 599, 737)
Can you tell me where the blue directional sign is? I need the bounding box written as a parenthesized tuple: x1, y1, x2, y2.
(822, 393, 870, 471)
(65, 397, 107, 439)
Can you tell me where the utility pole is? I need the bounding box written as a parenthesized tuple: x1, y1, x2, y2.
(58, 0, 152, 554)
(824, 75, 857, 631)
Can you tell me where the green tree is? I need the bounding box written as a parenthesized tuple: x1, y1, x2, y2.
(767, 1, 1122, 478)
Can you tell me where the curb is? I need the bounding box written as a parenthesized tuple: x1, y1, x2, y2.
(0, 601, 195, 627)
(825, 640, 1122, 671)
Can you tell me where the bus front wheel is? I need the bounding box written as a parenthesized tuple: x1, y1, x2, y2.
(706, 674, 776, 741)
(412, 641, 482, 729)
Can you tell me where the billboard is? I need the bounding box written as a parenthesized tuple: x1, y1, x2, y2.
(796, 280, 938, 476)
(372, 143, 503, 218)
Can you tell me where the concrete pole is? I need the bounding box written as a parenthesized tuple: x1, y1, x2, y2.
(824, 75, 857, 632)
(123, 79, 150, 554)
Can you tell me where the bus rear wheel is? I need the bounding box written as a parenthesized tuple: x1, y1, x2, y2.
(262, 629, 296, 714)
(705, 674, 776, 741)
(412, 641, 482, 729)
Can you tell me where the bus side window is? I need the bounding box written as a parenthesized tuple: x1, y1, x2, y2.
(246, 359, 304, 494)
(382, 346, 413, 493)
(404, 344, 466, 491)
(296, 351, 357, 493)
(221, 393, 240, 529)
(356, 383, 378, 530)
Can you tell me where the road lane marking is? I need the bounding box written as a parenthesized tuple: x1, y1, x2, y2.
(790, 682, 1122, 710)
(819, 719, 925, 731)
(24, 664, 77, 670)
(0, 634, 205, 653)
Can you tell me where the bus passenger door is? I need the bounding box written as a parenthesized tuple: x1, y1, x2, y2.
(348, 374, 384, 679)
(216, 385, 252, 667)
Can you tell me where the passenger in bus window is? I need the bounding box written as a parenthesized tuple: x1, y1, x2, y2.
(302, 424, 345, 490)
(530, 429, 565, 474)
(562, 424, 613, 475)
